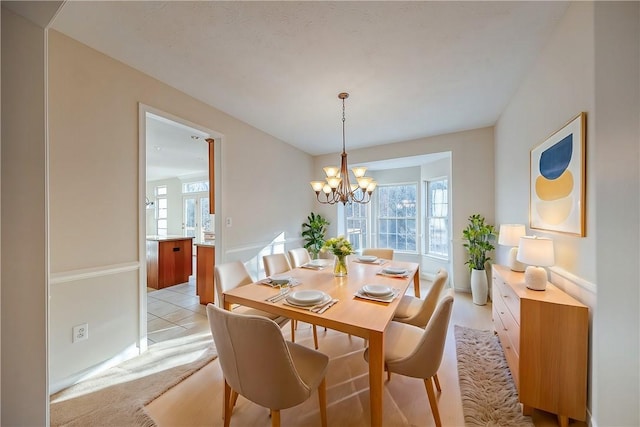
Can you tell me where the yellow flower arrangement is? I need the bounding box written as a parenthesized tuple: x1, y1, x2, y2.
(322, 236, 355, 257)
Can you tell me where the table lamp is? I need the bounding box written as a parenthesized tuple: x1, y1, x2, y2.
(498, 224, 526, 272)
(517, 236, 555, 291)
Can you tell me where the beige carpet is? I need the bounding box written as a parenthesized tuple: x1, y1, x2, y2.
(454, 325, 534, 427)
(50, 331, 217, 427)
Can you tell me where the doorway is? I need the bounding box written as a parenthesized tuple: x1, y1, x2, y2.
(139, 104, 222, 350)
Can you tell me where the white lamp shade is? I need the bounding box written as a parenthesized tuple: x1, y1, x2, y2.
(498, 224, 526, 247)
(517, 236, 555, 267)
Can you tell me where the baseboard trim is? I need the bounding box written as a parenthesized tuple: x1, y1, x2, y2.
(49, 344, 139, 394)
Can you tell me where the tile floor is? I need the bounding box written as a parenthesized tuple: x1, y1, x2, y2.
(146, 275, 210, 346)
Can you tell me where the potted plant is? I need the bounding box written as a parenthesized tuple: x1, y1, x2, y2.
(462, 214, 496, 305)
(301, 212, 330, 259)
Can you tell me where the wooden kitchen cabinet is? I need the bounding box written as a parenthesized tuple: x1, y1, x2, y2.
(146, 236, 194, 289)
(195, 243, 215, 305)
(492, 264, 588, 427)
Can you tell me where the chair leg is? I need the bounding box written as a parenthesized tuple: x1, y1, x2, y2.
(230, 390, 239, 409)
(424, 377, 442, 427)
(270, 409, 281, 427)
(318, 377, 328, 427)
(223, 380, 232, 427)
(387, 370, 391, 381)
(290, 321, 296, 342)
(433, 373, 442, 392)
(313, 325, 319, 349)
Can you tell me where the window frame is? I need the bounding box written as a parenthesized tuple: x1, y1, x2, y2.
(375, 182, 418, 253)
(425, 177, 449, 259)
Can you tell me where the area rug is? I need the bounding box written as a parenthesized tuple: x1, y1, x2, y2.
(50, 331, 217, 427)
(454, 325, 534, 427)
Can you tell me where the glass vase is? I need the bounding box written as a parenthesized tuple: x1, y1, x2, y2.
(334, 254, 348, 277)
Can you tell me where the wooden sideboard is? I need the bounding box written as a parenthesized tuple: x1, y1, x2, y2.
(492, 264, 588, 427)
(146, 236, 193, 289)
(195, 243, 215, 305)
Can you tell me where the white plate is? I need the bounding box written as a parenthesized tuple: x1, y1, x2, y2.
(307, 259, 324, 267)
(383, 267, 407, 275)
(358, 255, 378, 263)
(287, 290, 325, 305)
(286, 292, 330, 307)
(362, 284, 393, 297)
(270, 275, 291, 285)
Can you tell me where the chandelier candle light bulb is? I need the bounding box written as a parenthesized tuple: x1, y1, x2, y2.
(310, 92, 377, 205)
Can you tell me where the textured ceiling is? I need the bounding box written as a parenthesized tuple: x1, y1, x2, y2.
(50, 1, 568, 158)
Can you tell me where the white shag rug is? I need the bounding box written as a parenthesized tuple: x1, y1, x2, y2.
(454, 325, 534, 427)
(50, 332, 217, 427)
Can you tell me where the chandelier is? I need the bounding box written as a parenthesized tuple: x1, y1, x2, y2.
(310, 92, 377, 205)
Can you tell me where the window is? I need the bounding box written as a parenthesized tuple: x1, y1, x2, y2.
(426, 178, 449, 258)
(377, 184, 417, 252)
(345, 189, 368, 251)
(182, 181, 209, 193)
(156, 185, 168, 236)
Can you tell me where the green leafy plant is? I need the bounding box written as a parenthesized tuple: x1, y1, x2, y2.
(462, 214, 496, 271)
(301, 212, 330, 259)
(322, 236, 355, 257)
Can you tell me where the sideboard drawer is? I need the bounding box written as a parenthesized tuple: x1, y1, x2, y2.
(493, 289, 520, 354)
(494, 274, 520, 324)
(494, 301, 520, 388)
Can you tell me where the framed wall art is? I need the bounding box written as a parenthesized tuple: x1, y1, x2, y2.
(530, 112, 586, 236)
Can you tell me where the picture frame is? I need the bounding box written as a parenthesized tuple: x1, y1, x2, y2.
(530, 112, 586, 236)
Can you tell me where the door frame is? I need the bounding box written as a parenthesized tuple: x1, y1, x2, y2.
(138, 103, 223, 352)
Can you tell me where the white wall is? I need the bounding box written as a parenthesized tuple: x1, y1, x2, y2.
(1, 8, 49, 426)
(315, 127, 494, 291)
(47, 30, 316, 390)
(592, 2, 639, 425)
(495, 2, 640, 425)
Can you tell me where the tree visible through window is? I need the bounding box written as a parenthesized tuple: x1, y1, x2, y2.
(426, 178, 449, 257)
(377, 184, 417, 252)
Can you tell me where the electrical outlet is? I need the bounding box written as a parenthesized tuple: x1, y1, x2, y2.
(73, 323, 88, 343)
(225, 217, 232, 227)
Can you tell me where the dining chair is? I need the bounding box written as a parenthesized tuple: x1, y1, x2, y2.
(363, 289, 454, 427)
(263, 253, 292, 276)
(207, 304, 329, 427)
(362, 247, 394, 260)
(262, 253, 320, 349)
(214, 261, 293, 339)
(390, 269, 449, 388)
(393, 269, 448, 328)
(288, 247, 311, 268)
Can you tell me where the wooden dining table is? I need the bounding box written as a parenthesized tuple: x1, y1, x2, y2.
(222, 257, 420, 427)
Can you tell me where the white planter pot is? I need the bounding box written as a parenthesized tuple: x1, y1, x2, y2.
(470, 269, 488, 305)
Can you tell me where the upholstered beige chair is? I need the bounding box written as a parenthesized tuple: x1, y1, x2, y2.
(214, 261, 291, 335)
(262, 253, 319, 349)
(207, 304, 329, 427)
(393, 269, 448, 328)
(288, 247, 311, 268)
(391, 269, 449, 388)
(364, 289, 454, 427)
(362, 248, 394, 260)
(263, 253, 292, 276)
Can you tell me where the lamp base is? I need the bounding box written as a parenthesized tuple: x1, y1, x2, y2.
(524, 266, 547, 291)
(508, 247, 526, 272)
